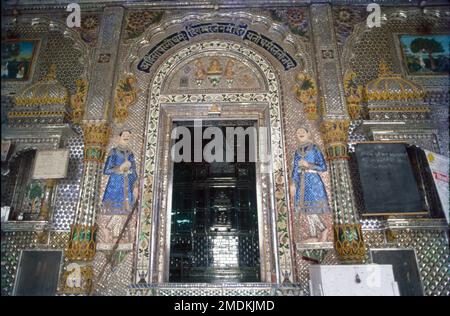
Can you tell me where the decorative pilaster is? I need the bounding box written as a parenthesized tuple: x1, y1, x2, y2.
(62, 6, 124, 295)
(74, 120, 110, 240)
(310, 4, 347, 119)
(310, 4, 365, 262)
(84, 7, 125, 120)
(62, 121, 110, 294)
(320, 120, 365, 262)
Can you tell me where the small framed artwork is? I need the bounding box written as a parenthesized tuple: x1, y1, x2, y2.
(397, 34, 449, 76)
(1, 39, 39, 82)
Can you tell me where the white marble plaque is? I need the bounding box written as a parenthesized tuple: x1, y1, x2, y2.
(32, 149, 70, 179)
(309, 264, 400, 296)
(1, 140, 11, 161)
(424, 150, 449, 224)
(1, 206, 11, 222)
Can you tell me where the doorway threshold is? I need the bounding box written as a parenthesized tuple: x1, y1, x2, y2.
(128, 282, 276, 296)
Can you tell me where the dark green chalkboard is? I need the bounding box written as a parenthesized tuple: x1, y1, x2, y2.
(14, 250, 62, 296)
(354, 143, 426, 215)
(371, 249, 424, 296)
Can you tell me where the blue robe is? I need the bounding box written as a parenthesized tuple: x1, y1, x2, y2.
(102, 147, 137, 214)
(292, 143, 330, 214)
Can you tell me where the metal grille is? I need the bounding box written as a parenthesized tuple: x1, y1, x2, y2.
(52, 133, 84, 231)
(34, 31, 85, 94)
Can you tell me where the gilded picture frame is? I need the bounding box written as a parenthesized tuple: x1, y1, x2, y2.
(395, 33, 450, 77)
(1, 39, 40, 82)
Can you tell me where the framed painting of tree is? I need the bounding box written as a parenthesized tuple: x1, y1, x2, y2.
(1, 39, 39, 82)
(397, 34, 449, 76)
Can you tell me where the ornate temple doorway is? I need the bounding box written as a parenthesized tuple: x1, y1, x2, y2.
(134, 39, 295, 285)
(169, 120, 260, 283)
(144, 101, 281, 284)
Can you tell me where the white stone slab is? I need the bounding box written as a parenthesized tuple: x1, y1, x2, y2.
(309, 264, 400, 296)
(32, 149, 70, 179)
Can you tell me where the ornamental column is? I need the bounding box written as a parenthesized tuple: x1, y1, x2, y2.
(61, 6, 124, 294)
(310, 4, 365, 262)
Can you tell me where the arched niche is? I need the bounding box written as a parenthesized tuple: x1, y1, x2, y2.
(136, 39, 289, 285)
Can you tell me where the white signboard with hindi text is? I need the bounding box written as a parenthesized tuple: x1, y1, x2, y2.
(309, 265, 400, 296)
(32, 149, 70, 180)
(1, 140, 12, 161)
(424, 150, 449, 224)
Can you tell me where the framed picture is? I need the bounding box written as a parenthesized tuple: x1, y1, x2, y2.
(1, 39, 39, 82)
(397, 34, 449, 76)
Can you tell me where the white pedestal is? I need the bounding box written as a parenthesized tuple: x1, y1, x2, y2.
(309, 264, 400, 296)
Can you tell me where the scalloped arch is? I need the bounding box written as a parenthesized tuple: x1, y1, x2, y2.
(124, 10, 313, 76)
(133, 38, 296, 284)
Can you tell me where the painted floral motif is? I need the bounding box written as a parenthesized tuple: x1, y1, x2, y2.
(336, 8, 354, 24)
(271, 8, 309, 38)
(343, 71, 364, 119)
(113, 76, 138, 123)
(294, 73, 318, 120)
(125, 11, 163, 39)
(79, 15, 100, 44)
(82, 16, 99, 30)
(70, 78, 88, 123)
(332, 6, 367, 48)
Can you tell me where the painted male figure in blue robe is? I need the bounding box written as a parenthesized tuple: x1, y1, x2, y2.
(290, 127, 330, 242)
(102, 130, 138, 215)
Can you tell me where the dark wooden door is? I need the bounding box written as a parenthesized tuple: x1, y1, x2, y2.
(169, 121, 260, 283)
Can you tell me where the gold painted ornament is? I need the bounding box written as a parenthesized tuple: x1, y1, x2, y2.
(293, 72, 319, 120)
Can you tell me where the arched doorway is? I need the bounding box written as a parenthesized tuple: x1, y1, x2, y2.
(135, 40, 292, 284)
